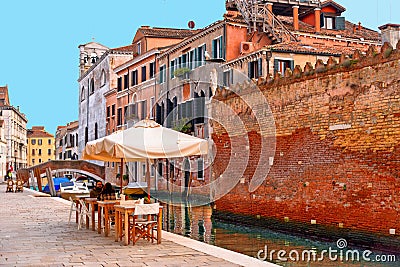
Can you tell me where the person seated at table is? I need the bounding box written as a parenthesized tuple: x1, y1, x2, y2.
(90, 181, 103, 198)
(98, 182, 116, 201)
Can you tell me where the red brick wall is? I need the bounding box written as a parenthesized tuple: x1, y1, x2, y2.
(212, 43, 400, 235)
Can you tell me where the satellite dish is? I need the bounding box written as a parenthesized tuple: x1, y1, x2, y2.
(188, 21, 195, 29)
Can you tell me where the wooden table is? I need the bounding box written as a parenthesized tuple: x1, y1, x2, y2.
(84, 198, 98, 231)
(114, 204, 163, 246)
(97, 200, 118, 237)
(114, 204, 136, 245)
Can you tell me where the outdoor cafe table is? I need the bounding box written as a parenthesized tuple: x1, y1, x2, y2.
(97, 200, 119, 237)
(84, 198, 98, 231)
(114, 204, 163, 246)
(114, 204, 136, 245)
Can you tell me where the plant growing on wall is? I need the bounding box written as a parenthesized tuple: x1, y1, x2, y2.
(173, 67, 190, 78)
(173, 118, 192, 134)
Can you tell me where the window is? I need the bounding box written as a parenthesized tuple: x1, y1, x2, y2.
(31, 139, 36, 145)
(94, 123, 98, 139)
(85, 127, 88, 145)
(137, 42, 142, 55)
(198, 158, 204, 180)
(38, 139, 43, 145)
(150, 97, 155, 119)
(189, 50, 195, 70)
(273, 58, 294, 75)
(112, 104, 116, 116)
(149, 62, 155, 79)
(197, 44, 206, 67)
(39, 158, 42, 163)
(59, 153, 62, 160)
(124, 73, 129, 89)
(90, 78, 95, 94)
(157, 162, 163, 177)
(32, 159, 35, 165)
(212, 36, 224, 59)
(170, 59, 175, 79)
(81, 86, 85, 101)
(131, 70, 138, 86)
(223, 69, 233, 87)
(248, 59, 263, 79)
(107, 106, 110, 117)
(141, 100, 147, 120)
(32, 149, 35, 156)
(141, 66, 147, 82)
(159, 65, 166, 84)
(48, 149, 51, 155)
(117, 77, 122, 92)
(38, 149, 42, 156)
(48, 139, 51, 145)
(101, 69, 106, 86)
(117, 108, 122, 126)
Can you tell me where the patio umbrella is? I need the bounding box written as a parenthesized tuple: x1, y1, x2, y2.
(82, 119, 208, 195)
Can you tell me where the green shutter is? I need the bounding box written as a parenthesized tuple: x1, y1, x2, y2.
(219, 36, 223, 59)
(289, 60, 294, 71)
(258, 58, 263, 78)
(274, 59, 279, 74)
(212, 39, 217, 58)
(335, 17, 346, 30)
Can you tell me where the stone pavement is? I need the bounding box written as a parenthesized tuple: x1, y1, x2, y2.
(0, 184, 277, 267)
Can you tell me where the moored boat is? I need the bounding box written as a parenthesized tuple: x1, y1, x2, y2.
(59, 181, 90, 200)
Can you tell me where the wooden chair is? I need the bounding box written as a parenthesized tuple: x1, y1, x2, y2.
(130, 203, 161, 245)
(6, 179, 14, 193)
(15, 179, 24, 192)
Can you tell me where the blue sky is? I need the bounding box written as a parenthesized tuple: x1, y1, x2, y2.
(0, 0, 397, 134)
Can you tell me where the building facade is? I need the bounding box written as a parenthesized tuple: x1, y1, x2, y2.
(0, 85, 28, 173)
(77, 42, 134, 160)
(55, 121, 79, 160)
(27, 126, 55, 167)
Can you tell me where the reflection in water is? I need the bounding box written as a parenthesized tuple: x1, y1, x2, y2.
(161, 203, 400, 267)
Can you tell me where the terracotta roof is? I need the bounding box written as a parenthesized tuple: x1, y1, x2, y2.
(265, 41, 368, 56)
(138, 27, 201, 39)
(321, 0, 346, 13)
(277, 16, 381, 42)
(111, 44, 135, 52)
(0, 85, 10, 107)
(28, 127, 54, 138)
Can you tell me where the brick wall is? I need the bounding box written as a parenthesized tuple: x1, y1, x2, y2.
(212, 42, 400, 235)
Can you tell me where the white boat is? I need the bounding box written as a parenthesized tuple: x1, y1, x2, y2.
(59, 180, 90, 200)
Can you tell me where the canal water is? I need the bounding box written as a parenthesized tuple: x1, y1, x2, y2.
(161, 203, 400, 267)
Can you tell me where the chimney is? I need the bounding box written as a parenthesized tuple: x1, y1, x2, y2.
(379, 23, 400, 47)
(293, 6, 299, 31)
(358, 22, 362, 31)
(315, 8, 321, 33)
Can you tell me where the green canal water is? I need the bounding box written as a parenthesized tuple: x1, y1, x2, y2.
(161, 203, 400, 267)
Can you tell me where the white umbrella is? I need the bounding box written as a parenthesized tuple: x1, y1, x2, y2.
(82, 119, 208, 193)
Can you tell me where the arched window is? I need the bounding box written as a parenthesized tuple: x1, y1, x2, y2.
(101, 69, 106, 87)
(94, 123, 98, 139)
(81, 86, 85, 101)
(90, 78, 95, 94)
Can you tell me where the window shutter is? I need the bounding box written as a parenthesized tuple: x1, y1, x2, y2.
(289, 60, 294, 71)
(335, 17, 346, 30)
(230, 69, 234, 84)
(212, 39, 217, 58)
(274, 59, 279, 74)
(219, 36, 224, 59)
(258, 58, 263, 78)
(320, 13, 325, 28)
(248, 62, 252, 79)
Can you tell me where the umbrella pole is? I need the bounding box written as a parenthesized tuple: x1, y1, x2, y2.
(120, 158, 123, 193)
(146, 159, 151, 200)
